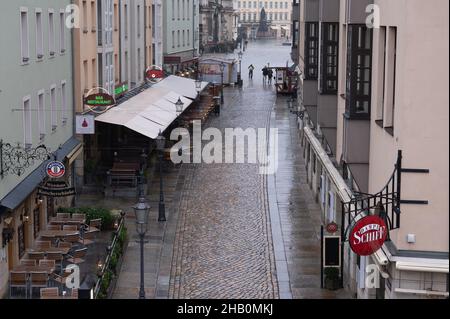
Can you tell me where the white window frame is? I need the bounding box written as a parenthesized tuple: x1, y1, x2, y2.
(20, 7, 30, 64)
(23, 96, 32, 148)
(35, 8, 44, 61)
(48, 9, 56, 57)
(59, 10, 66, 54)
(61, 80, 67, 124)
(37, 89, 46, 140)
(50, 84, 57, 131)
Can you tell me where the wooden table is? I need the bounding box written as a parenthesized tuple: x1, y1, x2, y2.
(12, 265, 55, 274)
(27, 246, 71, 255)
(49, 218, 86, 225)
(38, 230, 79, 239)
(41, 296, 78, 299)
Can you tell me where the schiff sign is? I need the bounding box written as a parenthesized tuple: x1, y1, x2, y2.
(349, 215, 387, 256)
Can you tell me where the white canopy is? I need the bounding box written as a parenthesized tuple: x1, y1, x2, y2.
(95, 86, 193, 139)
(152, 75, 209, 99)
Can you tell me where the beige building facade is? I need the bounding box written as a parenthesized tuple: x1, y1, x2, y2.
(295, 0, 449, 299)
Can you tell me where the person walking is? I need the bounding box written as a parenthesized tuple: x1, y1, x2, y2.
(268, 68, 273, 85)
(262, 66, 268, 84)
(248, 64, 255, 79)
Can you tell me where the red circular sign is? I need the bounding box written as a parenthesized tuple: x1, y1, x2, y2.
(46, 161, 66, 179)
(326, 222, 338, 233)
(349, 215, 387, 256)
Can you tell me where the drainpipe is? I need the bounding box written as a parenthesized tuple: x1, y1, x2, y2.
(70, 0, 79, 205)
(193, 0, 195, 57)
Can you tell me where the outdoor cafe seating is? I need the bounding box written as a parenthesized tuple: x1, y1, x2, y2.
(8, 212, 104, 299)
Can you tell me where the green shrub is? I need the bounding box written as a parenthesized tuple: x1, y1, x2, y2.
(100, 270, 113, 296)
(57, 207, 115, 230)
(324, 267, 340, 280)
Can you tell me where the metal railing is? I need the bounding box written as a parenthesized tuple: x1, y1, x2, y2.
(93, 216, 126, 298)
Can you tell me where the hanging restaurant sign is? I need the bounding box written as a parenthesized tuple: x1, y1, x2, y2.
(83, 87, 116, 114)
(38, 180, 76, 198)
(146, 66, 165, 83)
(349, 215, 387, 256)
(326, 222, 339, 234)
(84, 93, 115, 107)
(46, 161, 66, 178)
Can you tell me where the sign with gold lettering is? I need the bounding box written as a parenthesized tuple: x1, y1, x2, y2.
(349, 215, 387, 256)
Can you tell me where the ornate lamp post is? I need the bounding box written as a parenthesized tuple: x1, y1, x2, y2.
(175, 97, 184, 127)
(195, 78, 202, 99)
(155, 131, 166, 222)
(237, 51, 243, 87)
(133, 196, 150, 299)
(219, 62, 225, 104)
(175, 97, 184, 116)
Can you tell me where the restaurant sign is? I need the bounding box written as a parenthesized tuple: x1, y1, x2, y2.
(46, 161, 66, 178)
(38, 181, 76, 198)
(83, 87, 116, 114)
(84, 93, 115, 107)
(146, 65, 165, 83)
(349, 215, 387, 256)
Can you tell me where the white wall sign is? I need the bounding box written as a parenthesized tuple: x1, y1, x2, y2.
(76, 115, 95, 134)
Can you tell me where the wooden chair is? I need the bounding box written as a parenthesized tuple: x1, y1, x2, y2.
(29, 272, 49, 297)
(79, 230, 96, 246)
(39, 259, 56, 272)
(40, 287, 59, 299)
(56, 213, 70, 219)
(72, 213, 86, 220)
(66, 248, 87, 264)
(51, 268, 73, 288)
(20, 259, 36, 266)
(89, 218, 102, 231)
(45, 252, 64, 268)
(40, 235, 56, 244)
(9, 271, 28, 299)
(71, 288, 79, 299)
(35, 241, 51, 249)
(28, 252, 45, 262)
(62, 225, 78, 231)
(58, 242, 72, 249)
(47, 225, 61, 231)
(62, 233, 80, 244)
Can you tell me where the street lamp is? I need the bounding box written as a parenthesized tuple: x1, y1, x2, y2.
(133, 196, 150, 299)
(219, 63, 225, 104)
(175, 97, 184, 116)
(175, 97, 184, 127)
(155, 131, 166, 222)
(195, 78, 202, 98)
(237, 51, 243, 87)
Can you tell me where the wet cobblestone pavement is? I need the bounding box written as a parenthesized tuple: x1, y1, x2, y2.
(110, 39, 350, 299)
(169, 40, 287, 299)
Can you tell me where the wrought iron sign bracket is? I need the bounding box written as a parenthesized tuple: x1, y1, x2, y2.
(0, 139, 53, 179)
(341, 150, 430, 242)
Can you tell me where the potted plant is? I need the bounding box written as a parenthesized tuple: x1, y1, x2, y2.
(324, 267, 340, 290)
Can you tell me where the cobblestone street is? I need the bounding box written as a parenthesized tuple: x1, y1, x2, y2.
(169, 40, 286, 299)
(112, 39, 349, 299)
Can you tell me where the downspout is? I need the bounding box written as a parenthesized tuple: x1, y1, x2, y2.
(193, 0, 195, 57)
(70, 0, 78, 204)
(119, 0, 122, 82)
